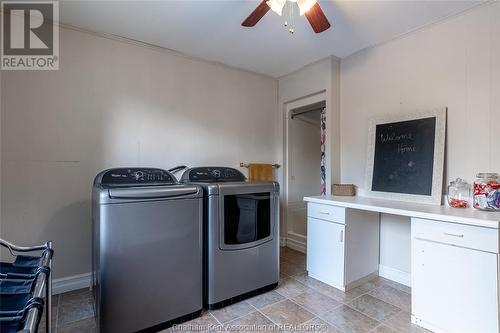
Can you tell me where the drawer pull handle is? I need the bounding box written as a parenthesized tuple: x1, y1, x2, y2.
(340, 230, 344, 243)
(319, 211, 330, 215)
(444, 232, 464, 238)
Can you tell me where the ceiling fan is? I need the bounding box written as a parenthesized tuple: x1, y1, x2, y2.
(242, 0, 331, 34)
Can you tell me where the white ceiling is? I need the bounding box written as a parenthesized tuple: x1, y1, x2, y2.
(59, 0, 482, 78)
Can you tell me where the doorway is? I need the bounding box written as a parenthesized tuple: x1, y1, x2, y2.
(284, 94, 326, 252)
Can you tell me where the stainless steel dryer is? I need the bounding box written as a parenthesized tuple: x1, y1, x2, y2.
(92, 168, 203, 333)
(181, 167, 279, 309)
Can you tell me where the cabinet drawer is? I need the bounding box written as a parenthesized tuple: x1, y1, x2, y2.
(308, 203, 345, 224)
(412, 218, 498, 253)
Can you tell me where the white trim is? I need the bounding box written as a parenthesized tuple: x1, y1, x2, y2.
(286, 238, 306, 253)
(379, 264, 411, 287)
(287, 231, 307, 243)
(52, 272, 91, 295)
(365, 108, 447, 205)
(286, 232, 307, 253)
(280, 233, 308, 253)
(411, 314, 448, 333)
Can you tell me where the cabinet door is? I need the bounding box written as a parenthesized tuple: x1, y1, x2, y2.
(307, 217, 345, 289)
(412, 238, 498, 333)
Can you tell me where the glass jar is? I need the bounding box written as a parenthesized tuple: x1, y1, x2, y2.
(447, 178, 470, 208)
(473, 173, 500, 211)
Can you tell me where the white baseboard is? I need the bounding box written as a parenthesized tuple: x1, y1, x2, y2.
(280, 237, 287, 247)
(412, 314, 447, 333)
(286, 238, 306, 253)
(285, 232, 307, 253)
(53, 272, 92, 295)
(379, 265, 411, 287)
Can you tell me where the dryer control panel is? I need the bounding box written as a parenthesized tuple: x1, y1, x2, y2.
(181, 167, 246, 183)
(98, 168, 176, 187)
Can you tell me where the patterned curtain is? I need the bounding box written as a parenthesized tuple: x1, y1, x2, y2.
(320, 108, 326, 195)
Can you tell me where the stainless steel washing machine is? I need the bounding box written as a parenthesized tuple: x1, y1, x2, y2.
(92, 168, 203, 333)
(181, 167, 279, 309)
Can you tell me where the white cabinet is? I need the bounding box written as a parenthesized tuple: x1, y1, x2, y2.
(307, 216, 345, 288)
(306, 203, 380, 291)
(304, 197, 500, 333)
(412, 218, 499, 333)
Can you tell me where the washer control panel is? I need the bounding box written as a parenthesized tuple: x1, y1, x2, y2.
(99, 168, 176, 187)
(181, 167, 245, 183)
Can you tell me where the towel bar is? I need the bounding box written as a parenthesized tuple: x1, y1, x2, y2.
(240, 163, 280, 169)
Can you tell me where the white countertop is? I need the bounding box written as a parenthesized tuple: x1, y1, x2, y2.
(304, 195, 500, 229)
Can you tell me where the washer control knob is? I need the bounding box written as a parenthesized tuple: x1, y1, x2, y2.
(134, 171, 144, 181)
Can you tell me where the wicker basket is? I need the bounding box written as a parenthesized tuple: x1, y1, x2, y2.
(332, 184, 356, 196)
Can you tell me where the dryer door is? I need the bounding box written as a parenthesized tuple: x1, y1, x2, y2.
(218, 183, 278, 250)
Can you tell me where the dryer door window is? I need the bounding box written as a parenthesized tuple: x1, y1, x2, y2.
(223, 192, 271, 246)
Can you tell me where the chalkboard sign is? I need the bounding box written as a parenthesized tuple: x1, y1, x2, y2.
(372, 117, 436, 195)
(366, 109, 446, 205)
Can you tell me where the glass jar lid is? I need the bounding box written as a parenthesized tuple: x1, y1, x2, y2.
(450, 178, 468, 188)
(476, 173, 499, 179)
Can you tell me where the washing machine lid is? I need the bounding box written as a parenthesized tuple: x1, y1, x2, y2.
(108, 185, 200, 199)
(180, 167, 246, 183)
(94, 168, 177, 188)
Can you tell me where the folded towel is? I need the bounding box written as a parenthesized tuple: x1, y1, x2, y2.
(247, 163, 273, 182)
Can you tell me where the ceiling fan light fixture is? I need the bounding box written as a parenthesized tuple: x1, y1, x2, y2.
(297, 0, 317, 15)
(242, 0, 330, 33)
(266, 0, 286, 16)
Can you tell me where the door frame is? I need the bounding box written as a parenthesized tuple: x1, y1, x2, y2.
(282, 91, 328, 252)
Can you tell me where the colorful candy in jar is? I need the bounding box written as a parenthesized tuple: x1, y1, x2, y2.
(447, 178, 470, 208)
(449, 198, 469, 208)
(473, 173, 500, 211)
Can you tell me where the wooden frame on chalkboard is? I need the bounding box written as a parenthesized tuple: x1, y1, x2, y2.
(365, 108, 447, 205)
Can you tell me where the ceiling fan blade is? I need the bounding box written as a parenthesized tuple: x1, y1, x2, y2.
(304, 2, 331, 33)
(242, 0, 270, 27)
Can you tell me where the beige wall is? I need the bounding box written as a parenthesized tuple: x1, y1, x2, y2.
(0, 27, 278, 279)
(340, 2, 500, 275)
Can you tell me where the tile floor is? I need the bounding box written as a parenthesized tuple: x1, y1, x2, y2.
(40, 247, 429, 333)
